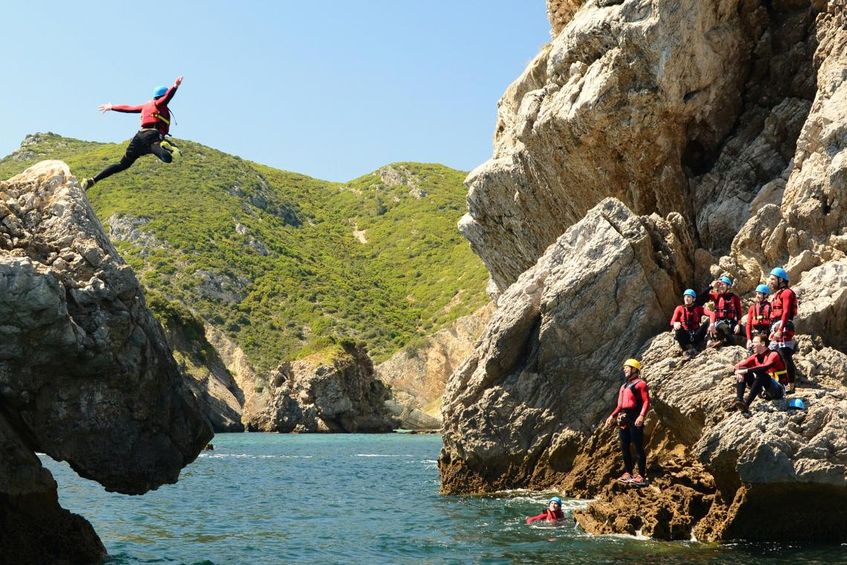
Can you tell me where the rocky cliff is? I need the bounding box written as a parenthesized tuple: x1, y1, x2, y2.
(0, 162, 212, 561)
(245, 342, 397, 433)
(442, 0, 847, 542)
(377, 303, 494, 429)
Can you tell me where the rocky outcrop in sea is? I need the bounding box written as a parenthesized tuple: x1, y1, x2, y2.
(0, 161, 213, 561)
(441, 0, 847, 542)
(245, 341, 398, 433)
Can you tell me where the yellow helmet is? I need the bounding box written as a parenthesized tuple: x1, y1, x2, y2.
(623, 358, 642, 371)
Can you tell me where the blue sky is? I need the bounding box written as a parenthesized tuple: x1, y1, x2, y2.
(2, 2, 549, 181)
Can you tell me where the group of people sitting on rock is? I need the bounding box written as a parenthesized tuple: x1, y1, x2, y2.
(669, 266, 799, 396)
(526, 267, 800, 520)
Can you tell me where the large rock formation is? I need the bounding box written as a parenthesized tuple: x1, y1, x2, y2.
(460, 0, 818, 291)
(441, 198, 692, 493)
(442, 0, 847, 543)
(246, 341, 397, 433)
(0, 161, 212, 562)
(377, 303, 494, 429)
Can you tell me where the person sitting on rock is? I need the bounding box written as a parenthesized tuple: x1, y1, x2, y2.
(732, 332, 786, 412)
(768, 267, 799, 394)
(743, 284, 773, 352)
(526, 496, 566, 524)
(605, 359, 650, 486)
(670, 289, 708, 355)
(698, 275, 742, 348)
(81, 76, 183, 191)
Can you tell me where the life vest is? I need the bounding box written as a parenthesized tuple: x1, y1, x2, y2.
(750, 301, 772, 329)
(714, 293, 739, 321)
(770, 288, 798, 322)
(681, 306, 701, 331)
(761, 350, 788, 384)
(140, 100, 171, 134)
(619, 378, 645, 413)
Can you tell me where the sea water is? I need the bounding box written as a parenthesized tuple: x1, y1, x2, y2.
(41, 434, 845, 564)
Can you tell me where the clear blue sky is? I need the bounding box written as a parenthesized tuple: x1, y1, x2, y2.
(1, 1, 549, 181)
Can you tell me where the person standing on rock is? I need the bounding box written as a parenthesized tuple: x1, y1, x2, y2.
(605, 359, 650, 485)
(526, 496, 566, 524)
(697, 275, 742, 348)
(733, 333, 786, 411)
(670, 289, 708, 356)
(768, 267, 799, 394)
(81, 76, 183, 191)
(743, 284, 773, 353)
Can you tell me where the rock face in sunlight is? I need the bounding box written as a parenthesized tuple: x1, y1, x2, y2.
(460, 0, 818, 291)
(377, 303, 494, 429)
(245, 341, 398, 433)
(0, 161, 213, 562)
(442, 0, 847, 542)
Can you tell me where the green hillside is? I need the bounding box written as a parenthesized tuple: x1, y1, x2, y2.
(0, 133, 488, 374)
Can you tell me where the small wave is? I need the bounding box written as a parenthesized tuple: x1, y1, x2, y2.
(199, 454, 313, 459)
(354, 454, 415, 458)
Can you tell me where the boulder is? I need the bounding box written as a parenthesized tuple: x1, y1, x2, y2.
(0, 161, 212, 561)
(247, 341, 397, 433)
(440, 198, 692, 494)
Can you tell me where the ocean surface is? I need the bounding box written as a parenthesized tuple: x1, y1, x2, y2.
(41, 433, 845, 564)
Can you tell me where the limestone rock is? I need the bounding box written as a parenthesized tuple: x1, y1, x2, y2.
(463, 0, 819, 291)
(376, 303, 494, 429)
(247, 342, 397, 433)
(440, 198, 691, 494)
(0, 161, 212, 561)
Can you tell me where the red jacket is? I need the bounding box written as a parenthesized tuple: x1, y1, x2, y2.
(670, 305, 704, 331)
(745, 301, 773, 341)
(705, 291, 742, 323)
(736, 350, 787, 381)
(111, 84, 179, 135)
(770, 288, 798, 339)
(609, 378, 650, 419)
(526, 509, 565, 524)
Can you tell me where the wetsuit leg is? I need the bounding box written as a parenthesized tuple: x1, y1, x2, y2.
(744, 369, 770, 407)
(694, 321, 709, 346)
(618, 426, 633, 475)
(780, 346, 797, 384)
(737, 373, 755, 401)
(631, 425, 646, 476)
(149, 138, 173, 163)
(674, 329, 692, 348)
(92, 130, 154, 183)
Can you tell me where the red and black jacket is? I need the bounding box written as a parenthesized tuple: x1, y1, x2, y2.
(670, 305, 705, 332)
(705, 291, 742, 324)
(111, 84, 179, 135)
(770, 287, 798, 339)
(745, 301, 772, 341)
(526, 508, 565, 524)
(736, 350, 788, 382)
(609, 378, 650, 421)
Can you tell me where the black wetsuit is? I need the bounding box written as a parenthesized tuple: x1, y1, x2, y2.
(93, 129, 172, 183)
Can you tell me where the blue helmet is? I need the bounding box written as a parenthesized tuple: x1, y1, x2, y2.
(683, 289, 696, 298)
(755, 284, 770, 295)
(549, 496, 562, 505)
(153, 85, 168, 98)
(718, 275, 733, 286)
(770, 267, 789, 282)
(787, 398, 805, 410)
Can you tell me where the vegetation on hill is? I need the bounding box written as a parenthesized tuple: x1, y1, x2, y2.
(0, 133, 489, 374)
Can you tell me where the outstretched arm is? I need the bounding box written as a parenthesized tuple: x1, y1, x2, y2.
(159, 75, 183, 106)
(100, 103, 143, 113)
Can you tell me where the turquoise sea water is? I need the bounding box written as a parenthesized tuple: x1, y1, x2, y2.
(42, 434, 845, 564)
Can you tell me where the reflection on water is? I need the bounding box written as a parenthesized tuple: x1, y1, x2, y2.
(39, 434, 845, 564)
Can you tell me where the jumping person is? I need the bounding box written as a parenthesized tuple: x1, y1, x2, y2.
(698, 275, 742, 348)
(526, 497, 566, 524)
(81, 76, 183, 190)
(670, 289, 708, 355)
(744, 284, 772, 352)
(768, 267, 799, 393)
(732, 333, 786, 412)
(605, 359, 650, 486)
